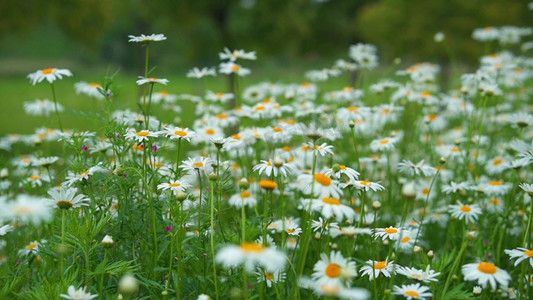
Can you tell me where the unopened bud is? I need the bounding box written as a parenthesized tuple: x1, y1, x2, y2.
(467, 231, 477, 240)
(273, 157, 284, 168)
(161, 290, 169, 296)
(101, 235, 114, 248)
(314, 232, 321, 239)
(118, 274, 139, 295)
(349, 121, 355, 128)
(427, 250, 434, 259)
(238, 178, 250, 189)
(208, 173, 218, 181)
(0, 168, 8, 179)
(332, 164, 341, 173)
(402, 182, 416, 199)
(413, 246, 423, 254)
(473, 286, 482, 296)
(372, 201, 382, 211)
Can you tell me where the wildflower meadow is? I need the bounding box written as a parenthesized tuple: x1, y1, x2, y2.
(2, 8, 533, 300)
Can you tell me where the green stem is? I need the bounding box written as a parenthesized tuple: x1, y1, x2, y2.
(99, 249, 108, 299)
(50, 83, 63, 132)
(441, 231, 468, 300)
(209, 181, 219, 299)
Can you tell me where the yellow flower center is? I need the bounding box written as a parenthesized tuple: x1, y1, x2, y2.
(286, 120, 296, 125)
(13, 206, 32, 214)
(259, 180, 278, 190)
(322, 197, 341, 205)
(477, 262, 497, 274)
(524, 250, 533, 257)
(169, 183, 181, 187)
(137, 131, 150, 136)
(231, 65, 240, 71)
(421, 91, 432, 97)
(339, 165, 347, 170)
(159, 91, 169, 96)
(325, 263, 342, 278)
(489, 180, 503, 186)
(265, 272, 274, 280)
(42, 68, 55, 74)
(174, 130, 187, 136)
(405, 291, 419, 297)
(401, 236, 411, 243)
(26, 243, 38, 250)
(493, 158, 503, 166)
(231, 134, 241, 140)
(217, 113, 228, 119)
(451, 147, 461, 153)
(385, 228, 398, 234)
(460, 206, 472, 212)
(30, 175, 41, 180)
(272, 127, 283, 133)
(240, 191, 251, 198)
(282, 146, 292, 151)
(422, 188, 430, 195)
(90, 82, 101, 88)
(255, 105, 266, 111)
(288, 228, 295, 234)
(193, 162, 204, 168)
(80, 171, 90, 177)
(360, 180, 371, 186)
(314, 173, 332, 186)
(347, 106, 358, 111)
(374, 261, 387, 269)
(240, 242, 264, 252)
(380, 139, 390, 145)
(206, 129, 215, 135)
(428, 114, 437, 121)
(489, 198, 500, 205)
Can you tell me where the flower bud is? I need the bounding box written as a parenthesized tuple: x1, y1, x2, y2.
(427, 250, 434, 259)
(473, 286, 482, 296)
(413, 246, 423, 254)
(402, 182, 416, 199)
(101, 235, 114, 248)
(238, 178, 250, 190)
(0, 168, 8, 179)
(118, 274, 139, 295)
(208, 173, 218, 182)
(175, 190, 188, 201)
(372, 201, 382, 211)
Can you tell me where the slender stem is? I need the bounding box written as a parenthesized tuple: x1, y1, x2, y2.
(175, 139, 182, 176)
(441, 229, 468, 300)
(146, 82, 154, 129)
(243, 266, 249, 300)
(240, 188, 246, 243)
(50, 83, 63, 132)
(99, 249, 108, 299)
(413, 169, 440, 247)
(523, 196, 533, 247)
(209, 181, 219, 299)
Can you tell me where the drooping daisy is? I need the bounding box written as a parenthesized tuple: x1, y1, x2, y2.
(136, 76, 169, 86)
(215, 242, 286, 272)
(24, 99, 63, 116)
(344, 179, 385, 192)
(0, 224, 13, 236)
(360, 259, 396, 280)
(219, 47, 257, 61)
(397, 160, 436, 177)
(504, 247, 533, 267)
(128, 33, 167, 42)
(63, 164, 105, 187)
(312, 251, 357, 285)
(74, 82, 107, 99)
(60, 285, 98, 300)
(301, 197, 356, 222)
(298, 173, 342, 198)
(396, 265, 441, 283)
(311, 217, 339, 233)
(47, 187, 90, 210)
(448, 202, 482, 223)
(18, 240, 43, 257)
(461, 261, 511, 289)
(253, 158, 295, 178)
(218, 62, 251, 76)
(392, 283, 433, 299)
(27, 68, 73, 85)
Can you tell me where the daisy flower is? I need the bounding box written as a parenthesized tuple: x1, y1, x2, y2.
(161, 126, 196, 142)
(253, 159, 295, 178)
(504, 248, 533, 267)
(312, 251, 357, 285)
(370, 137, 398, 152)
(311, 217, 339, 233)
(519, 183, 533, 196)
(215, 242, 286, 272)
(18, 240, 43, 257)
(128, 33, 167, 42)
(397, 160, 436, 177)
(393, 283, 433, 299)
(478, 179, 512, 196)
(64, 164, 105, 187)
(218, 62, 251, 76)
(180, 156, 214, 174)
(0, 224, 13, 236)
(298, 173, 342, 198)
(396, 265, 441, 283)
(5, 195, 53, 225)
(448, 202, 482, 223)
(60, 285, 98, 300)
(74, 82, 107, 99)
(373, 226, 408, 241)
(301, 197, 356, 222)
(124, 129, 159, 143)
(157, 179, 191, 195)
(360, 259, 396, 280)
(187, 67, 216, 78)
(136, 76, 169, 86)
(308, 142, 334, 157)
(441, 181, 473, 194)
(24, 99, 63, 116)
(299, 277, 370, 299)
(27, 68, 72, 85)
(219, 47, 257, 61)
(345, 179, 385, 192)
(461, 261, 511, 289)
(255, 268, 286, 288)
(228, 190, 257, 208)
(47, 187, 90, 210)
(205, 90, 234, 103)
(329, 226, 372, 238)
(323, 164, 360, 182)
